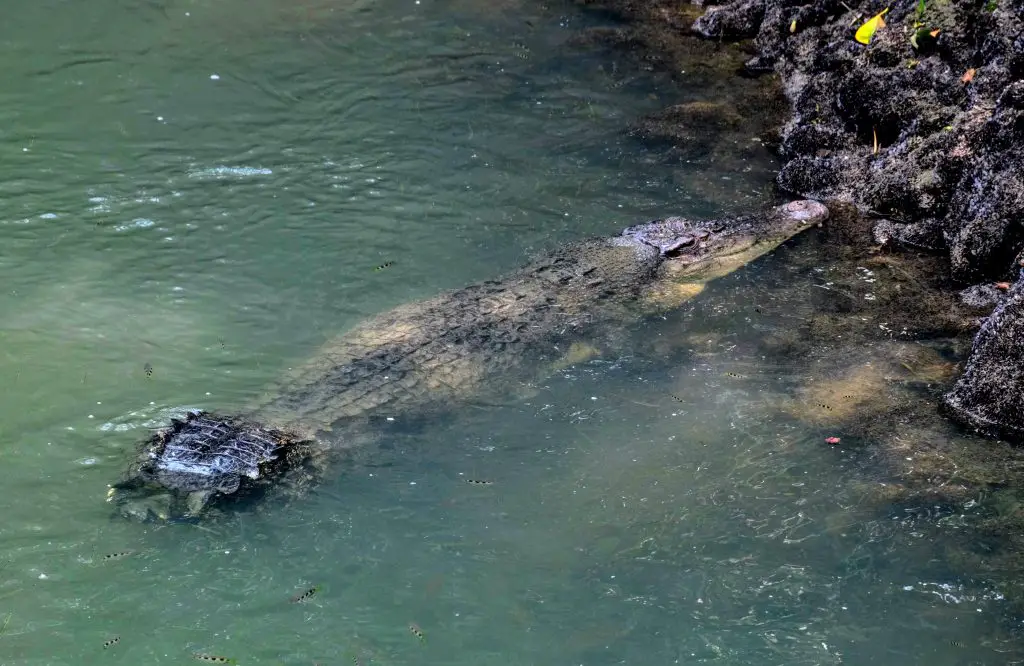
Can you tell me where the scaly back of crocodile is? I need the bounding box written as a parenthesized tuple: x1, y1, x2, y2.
(249, 238, 660, 432)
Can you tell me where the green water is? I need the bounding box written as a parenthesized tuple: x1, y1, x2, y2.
(1, 0, 1020, 664)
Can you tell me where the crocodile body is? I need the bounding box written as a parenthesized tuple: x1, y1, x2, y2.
(110, 200, 828, 521)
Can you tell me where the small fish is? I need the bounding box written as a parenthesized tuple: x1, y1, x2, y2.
(825, 436, 841, 445)
(144, 363, 153, 378)
(374, 261, 394, 271)
(723, 372, 746, 379)
(817, 403, 833, 411)
(464, 479, 494, 485)
(961, 68, 976, 84)
(950, 640, 965, 648)
(290, 585, 321, 603)
(193, 654, 236, 664)
(408, 622, 426, 641)
(101, 551, 134, 561)
(789, 18, 797, 33)
(0, 614, 11, 637)
(670, 394, 685, 403)
(103, 636, 120, 649)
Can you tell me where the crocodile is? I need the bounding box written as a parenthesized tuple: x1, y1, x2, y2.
(108, 200, 828, 521)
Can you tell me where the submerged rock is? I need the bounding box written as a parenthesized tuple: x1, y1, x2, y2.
(944, 273, 1024, 442)
(672, 0, 1024, 440)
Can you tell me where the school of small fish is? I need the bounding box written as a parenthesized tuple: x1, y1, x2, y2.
(193, 653, 237, 664)
(101, 551, 134, 562)
(290, 585, 321, 604)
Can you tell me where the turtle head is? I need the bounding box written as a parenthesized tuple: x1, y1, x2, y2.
(621, 200, 827, 282)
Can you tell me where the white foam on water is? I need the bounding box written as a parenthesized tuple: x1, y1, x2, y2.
(187, 165, 273, 179)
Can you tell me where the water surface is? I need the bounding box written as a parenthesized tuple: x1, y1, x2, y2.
(0, 0, 1019, 664)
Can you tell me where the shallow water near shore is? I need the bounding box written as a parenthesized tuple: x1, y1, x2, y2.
(0, 0, 1021, 664)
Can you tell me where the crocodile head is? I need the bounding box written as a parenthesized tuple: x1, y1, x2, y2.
(622, 199, 828, 283)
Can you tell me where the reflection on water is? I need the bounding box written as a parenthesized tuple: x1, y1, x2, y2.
(0, 0, 1021, 664)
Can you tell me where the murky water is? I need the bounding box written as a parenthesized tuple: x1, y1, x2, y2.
(1, 0, 1021, 664)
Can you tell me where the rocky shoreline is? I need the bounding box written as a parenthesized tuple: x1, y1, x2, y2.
(573, 0, 1024, 443)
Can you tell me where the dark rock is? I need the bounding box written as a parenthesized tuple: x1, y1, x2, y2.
(944, 163, 1024, 282)
(691, 0, 765, 40)
(944, 274, 1024, 442)
(780, 122, 849, 158)
(873, 218, 947, 251)
(958, 284, 1007, 311)
(687, 0, 1024, 283)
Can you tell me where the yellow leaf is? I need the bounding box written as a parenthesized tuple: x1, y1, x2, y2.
(855, 8, 889, 45)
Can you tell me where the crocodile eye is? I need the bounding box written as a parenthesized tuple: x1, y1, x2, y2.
(662, 235, 695, 256)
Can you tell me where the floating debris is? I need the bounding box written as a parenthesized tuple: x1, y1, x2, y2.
(103, 636, 120, 649)
(374, 261, 394, 271)
(408, 622, 426, 641)
(290, 585, 321, 603)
